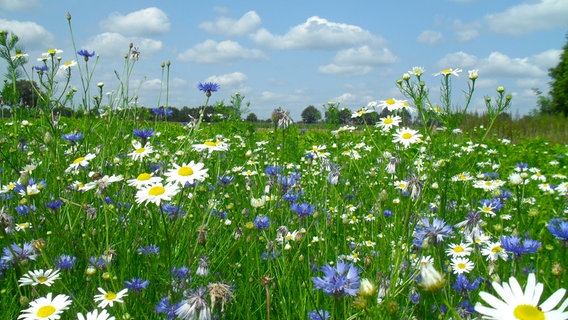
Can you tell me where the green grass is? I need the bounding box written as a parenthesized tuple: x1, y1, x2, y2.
(0, 111, 567, 319)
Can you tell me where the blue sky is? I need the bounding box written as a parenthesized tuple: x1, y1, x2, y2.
(0, 0, 566, 120)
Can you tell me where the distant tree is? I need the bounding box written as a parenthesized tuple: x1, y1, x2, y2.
(301, 105, 321, 123)
(246, 113, 258, 122)
(1, 79, 42, 107)
(548, 34, 568, 117)
(338, 108, 352, 124)
(532, 88, 554, 115)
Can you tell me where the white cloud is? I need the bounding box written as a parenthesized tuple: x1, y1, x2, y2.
(452, 20, 479, 42)
(83, 32, 162, 58)
(101, 7, 170, 37)
(0, 0, 40, 10)
(530, 49, 561, 69)
(252, 16, 379, 50)
(205, 72, 248, 87)
(177, 40, 266, 63)
(480, 52, 548, 78)
(199, 11, 261, 36)
(0, 19, 53, 48)
(417, 30, 443, 45)
(319, 45, 398, 75)
(436, 51, 478, 69)
(485, 0, 568, 35)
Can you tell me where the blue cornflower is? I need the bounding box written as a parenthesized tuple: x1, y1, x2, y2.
(61, 131, 83, 142)
(308, 309, 330, 320)
(156, 297, 179, 320)
(383, 209, 393, 217)
(291, 202, 315, 218)
(33, 65, 47, 74)
(15, 204, 36, 216)
(137, 244, 160, 256)
(161, 203, 185, 219)
(152, 107, 173, 117)
(452, 274, 483, 295)
(1, 242, 37, 265)
(282, 190, 302, 202)
(77, 49, 95, 61)
(172, 266, 191, 279)
(197, 82, 220, 97)
(46, 199, 63, 211)
(265, 165, 280, 176)
(218, 175, 234, 185)
(254, 215, 270, 229)
(547, 218, 568, 241)
(133, 128, 154, 144)
(500, 235, 541, 257)
(312, 260, 361, 298)
(277, 175, 296, 192)
(125, 277, 150, 292)
(413, 217, 453, 248)
(88, 256, 109, 270)
(55, 254, 77, 270)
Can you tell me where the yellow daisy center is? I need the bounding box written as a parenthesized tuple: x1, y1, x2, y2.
(385, 98, 395, 105)
(492, 246, 503, 252)
(204, 141, 219, 147)
(135, 147, 146, 154)
(73, 157, 85, 164)
(454, 246, 464, 253)
(148, 186, 165, 196)
(442, 69, 452, 74)
(104, 292, 117, 300)
(513, 304, 544, 320)
(64, 61, 73, 66)
(457, 263, 466, 269)
(37, 305, 56, 317)
(137, 173, 151, 181)
(178, 166, 194, 176)
(37, 276, 48, 283)
(47, 49, 57, 54)
(402, 133, 413, 139)
(384, 118, 393, 124)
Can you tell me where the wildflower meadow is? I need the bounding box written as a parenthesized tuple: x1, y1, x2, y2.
(1, 14, 568, 320)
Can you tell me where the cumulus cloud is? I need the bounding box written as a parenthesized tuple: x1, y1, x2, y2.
(436, 51, 478, 69)
(199, 11, 261, 36)
(177, 40, 266, 63)
(485, 0, 568, 35)
(0, 0, 40, 10)
(101, 7, 170, 37)
(417, 30, 443, 45)
(83, 32, 162, 58)
(0, 19, 53, 48)
(480, 52, 548, 78)
(205, 72, 248, 87)
(319, 45, 398, 75)
(452, 20, 479, 42)
(252, 16, 379, 50)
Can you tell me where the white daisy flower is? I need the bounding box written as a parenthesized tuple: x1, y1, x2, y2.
(445, 242, 473, 258)
(65, 153, 96, 174)
(128, 141, 153, 161)
(192, 140, 229, 153)
(126, 172, 163, 188)
(450, 257, 474, 274)
(135, 183, 180, 206)
(18, 292, 72, 319)
(77, 309, 115, 320)
(18, 269, 61, 287)
(392, 127, 422, 148)
(93, 287, 128, 309)
(475, 273, 568, 319)
(164, 161, 209, 186)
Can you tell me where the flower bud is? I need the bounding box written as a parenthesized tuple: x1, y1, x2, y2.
(496, 86, 505, 93)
